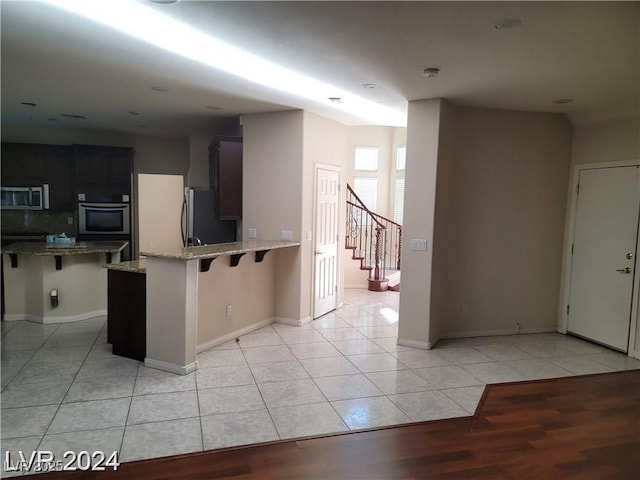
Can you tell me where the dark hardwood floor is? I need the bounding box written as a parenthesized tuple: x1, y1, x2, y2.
(33, 370, 640, 479)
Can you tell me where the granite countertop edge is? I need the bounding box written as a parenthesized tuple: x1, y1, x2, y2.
(140, 240, 301, 261)
(1, 241, 129, 256)
(105, 260, 147, 273)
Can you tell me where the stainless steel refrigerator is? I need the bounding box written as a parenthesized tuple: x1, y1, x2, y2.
(137, 175, 237, 256)
(182, 187, 237, 246)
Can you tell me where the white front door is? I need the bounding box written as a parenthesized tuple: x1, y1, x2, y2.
(314, 166, 340, 318)
(568, 166, 640, 351)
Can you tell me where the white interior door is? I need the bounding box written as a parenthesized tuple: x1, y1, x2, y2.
(314, 167, 340, 318)
(568, 166, 640, 351)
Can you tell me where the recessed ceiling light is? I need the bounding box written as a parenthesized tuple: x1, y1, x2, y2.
(150, 0, 180, 4)
(328, 97, 342, 104)
(205, 105, 222, 111)
(150, 86, 168, 92)
(421, 68, 440, 78)
(552, 98, 574, 104)
(61, 114, 86, 119)
(494, 19, 522, 30)
(361, 83, 377, 89)
(21, 102, 37, 107)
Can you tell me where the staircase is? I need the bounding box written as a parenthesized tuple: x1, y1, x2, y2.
(346, 184, 402, 291)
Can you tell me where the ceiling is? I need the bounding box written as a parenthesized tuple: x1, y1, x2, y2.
(1, 1, 638, 138)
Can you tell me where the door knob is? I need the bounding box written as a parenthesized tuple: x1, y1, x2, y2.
(314, 250, 322, 255)
(616, 267, 632, 274)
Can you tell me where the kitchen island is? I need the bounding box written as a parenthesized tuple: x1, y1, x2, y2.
(141, 240, 300, 374)
(2, 240, 127, 323)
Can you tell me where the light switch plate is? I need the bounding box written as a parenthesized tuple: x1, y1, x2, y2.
(410, 239, 428, 251)
(247, 228, 257, 239)
(281, 230, 293, 241)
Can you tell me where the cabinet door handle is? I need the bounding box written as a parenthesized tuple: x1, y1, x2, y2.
(616, 267, 632, 274)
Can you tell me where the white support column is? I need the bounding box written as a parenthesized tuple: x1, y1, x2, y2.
(145, 257, 199, 375)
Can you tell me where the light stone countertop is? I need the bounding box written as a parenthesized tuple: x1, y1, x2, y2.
(105, 259, 147, 273)
(140, 239, 300, 261)
(1, 241, 128, 256)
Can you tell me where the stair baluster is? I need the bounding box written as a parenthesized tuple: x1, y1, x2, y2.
(345, 184, 402, 291)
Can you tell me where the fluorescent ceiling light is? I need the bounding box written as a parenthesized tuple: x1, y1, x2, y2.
(43, 0, 406, 126)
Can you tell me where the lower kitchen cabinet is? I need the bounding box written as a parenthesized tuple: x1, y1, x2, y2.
(107, 269, 146, 361)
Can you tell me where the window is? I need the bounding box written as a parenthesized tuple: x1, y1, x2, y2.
(353, 146, 379, 218)
(394, 178, 404, 224)
(353, 177, 377, 212)
(396, 145, 406, 171)
(393, 145, 406, 224)
(354, 146, 379, 171)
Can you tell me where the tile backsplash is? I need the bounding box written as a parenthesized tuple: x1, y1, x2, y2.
(1, 210, 76, 235)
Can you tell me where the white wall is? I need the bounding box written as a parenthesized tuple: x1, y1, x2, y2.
(243, 111, 305, 322)
(197, 253, 276, 349)
(397, 99, 442, 348)
(243, 110, 349, 322)
(431, 104, 573, 341)
(570, 117, 639, 166)
(399, 100, 574, 347)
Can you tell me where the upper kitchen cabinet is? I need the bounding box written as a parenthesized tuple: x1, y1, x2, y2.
(209, 136, 242, 220)
(1, 142, 46, 186)
(44, 145, 75, 210)
(1, 142, 74, 210)
(74, 145, 133, 195)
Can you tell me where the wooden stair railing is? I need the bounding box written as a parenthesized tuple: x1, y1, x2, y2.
(346, 184, 402, 291)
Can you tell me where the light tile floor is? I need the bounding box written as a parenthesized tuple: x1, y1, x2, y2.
(2, 289, 640, 477)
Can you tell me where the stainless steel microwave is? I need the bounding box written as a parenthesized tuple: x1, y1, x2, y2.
(1, 185, 49, 210)
(78, 202, 130, 235)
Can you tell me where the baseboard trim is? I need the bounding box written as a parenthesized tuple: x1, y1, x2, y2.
(144, 358, 198, 376)
(274, 316, 312, 327)
(397, 338, 433, 350)
(439, 326, 556, 339)
(3, 310, 107, 324)
(196, 318, 274, 353)
(634, 350, 640, 361)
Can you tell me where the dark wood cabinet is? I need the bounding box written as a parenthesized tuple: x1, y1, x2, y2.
(209, 136, 242, 220)
(1, 142, 46, 187)
(74, 145, 133, 195)
(107, 269, 146, 361)
(44, 146, 75, 210)
(1, 142, 74, 210)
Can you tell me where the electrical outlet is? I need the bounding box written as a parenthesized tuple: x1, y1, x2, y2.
(226, 304, 232, 317)
(67, 216, 74, 225)
(281, 230, 293, 241)
(247, 228, 257, 239)
(306, 231, 312, 241)
(410, 239, 427, 251)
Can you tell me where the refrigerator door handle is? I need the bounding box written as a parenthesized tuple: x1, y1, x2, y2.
(181, 196, 187, 247)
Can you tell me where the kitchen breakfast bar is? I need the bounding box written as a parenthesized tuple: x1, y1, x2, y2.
(139, 240, 300, 375)
(2, 240, 127, 323)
